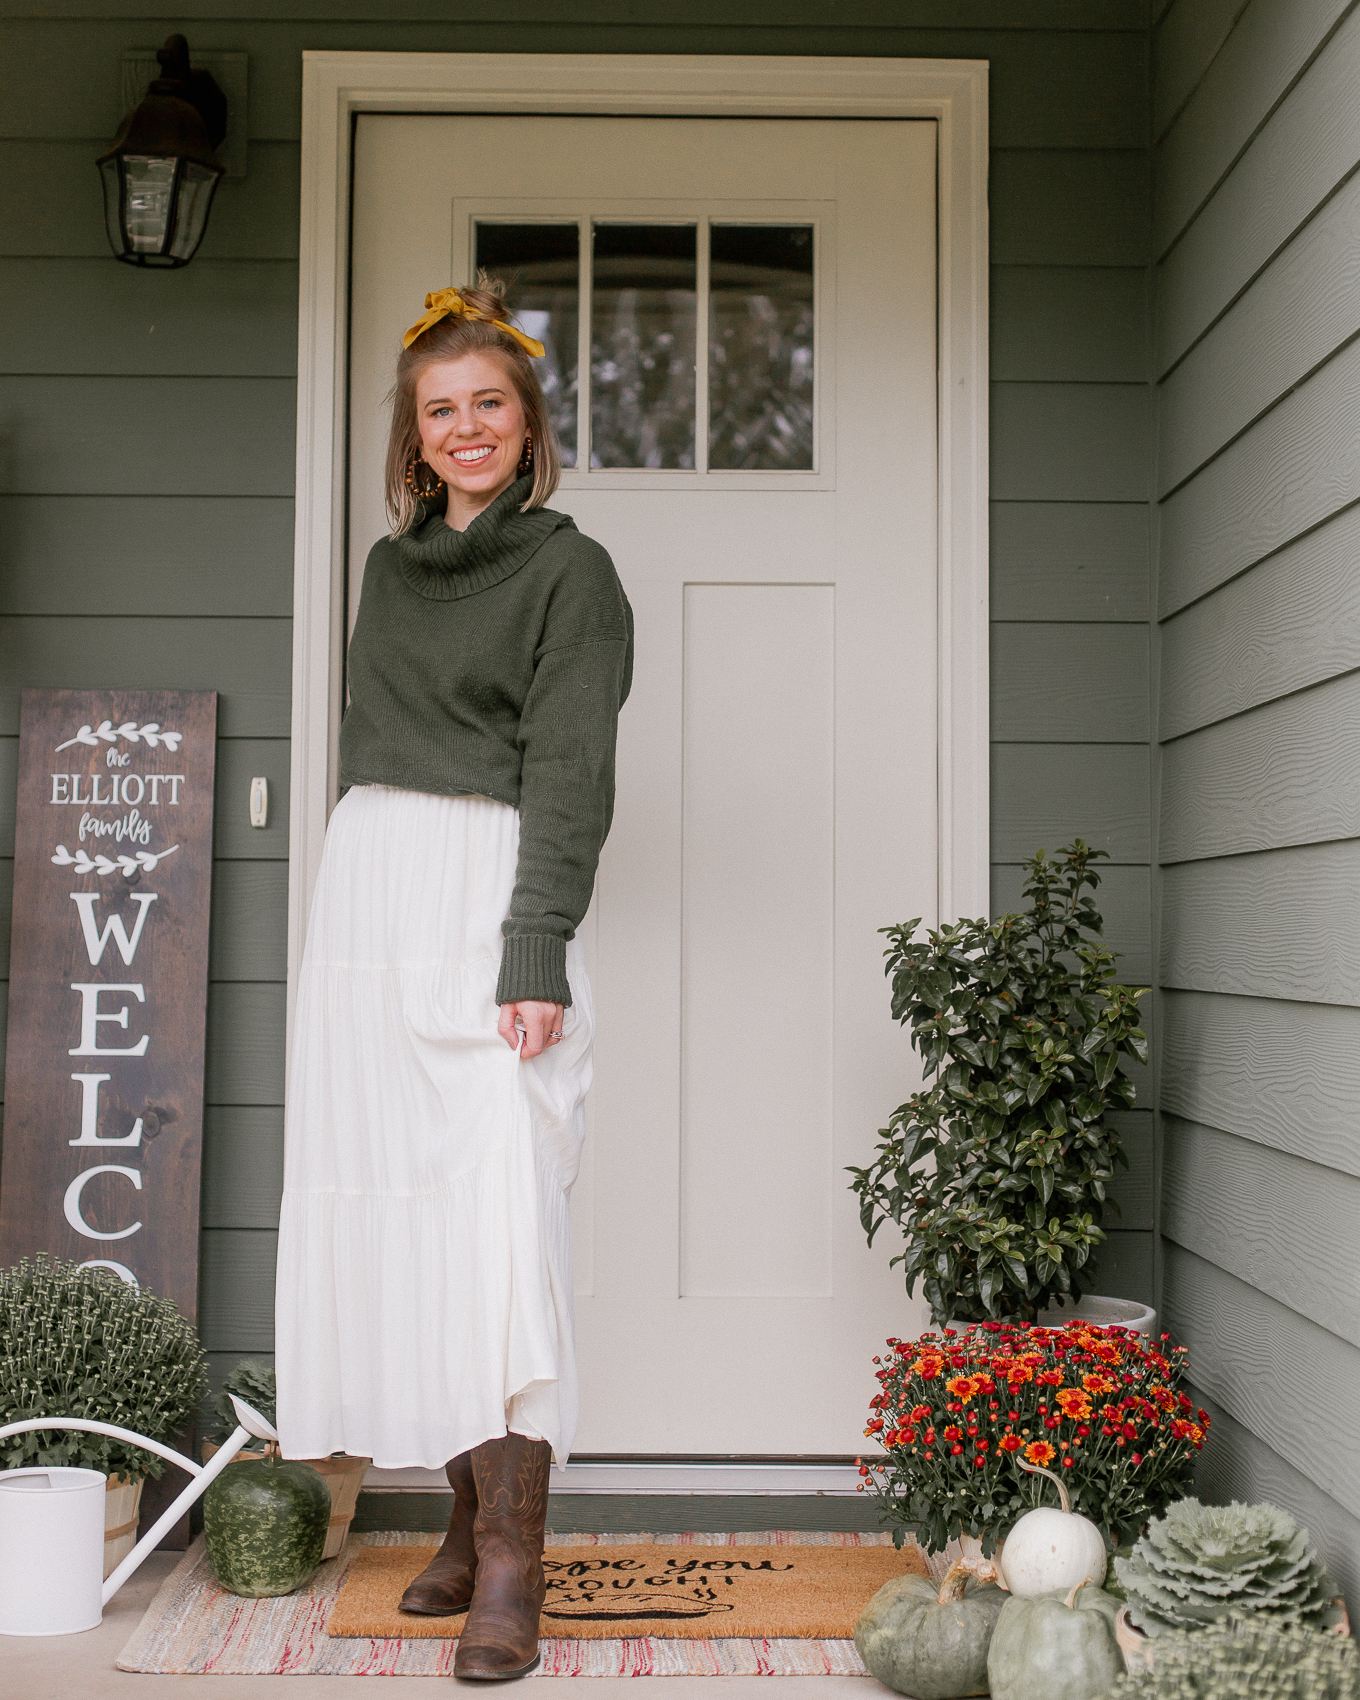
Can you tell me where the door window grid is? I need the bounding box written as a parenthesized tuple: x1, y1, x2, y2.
(467, 210, 820, 477)
(589, 222, 698, 470)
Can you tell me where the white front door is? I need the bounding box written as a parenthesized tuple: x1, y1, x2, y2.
(348, 114, 937, 1454)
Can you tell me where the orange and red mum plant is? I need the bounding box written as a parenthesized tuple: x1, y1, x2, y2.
(856, 1319, 1209, 1554)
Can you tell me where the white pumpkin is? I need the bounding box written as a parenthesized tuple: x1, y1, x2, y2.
(999, 1460, 1108, 1598)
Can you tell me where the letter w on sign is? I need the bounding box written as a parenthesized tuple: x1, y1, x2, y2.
(70, 893, 158, 965)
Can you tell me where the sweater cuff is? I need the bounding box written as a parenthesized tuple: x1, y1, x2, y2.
(496, 934, 573, 1008)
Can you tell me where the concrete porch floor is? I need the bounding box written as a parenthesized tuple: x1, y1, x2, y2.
(0, 1554, 884, 1700)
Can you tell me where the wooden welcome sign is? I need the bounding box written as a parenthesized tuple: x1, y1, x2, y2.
(0, 690, 217, 1320)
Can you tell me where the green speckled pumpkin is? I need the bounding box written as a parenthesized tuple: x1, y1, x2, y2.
(855, 1558, 1008, 1698)
(987, 1581, 1124, 1700)
(203, 1456, 330, 1598)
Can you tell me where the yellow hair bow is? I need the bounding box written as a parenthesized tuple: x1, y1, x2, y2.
(402, 287, 546, 358)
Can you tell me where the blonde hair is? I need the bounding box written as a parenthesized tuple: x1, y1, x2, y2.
(384, 279, 561, 536)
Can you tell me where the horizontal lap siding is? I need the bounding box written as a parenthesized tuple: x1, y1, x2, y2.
(0, 4, 1155, 1352)
(1155, 0, 1360, 1602)
(1161, 672, 1360, 862)
(1156, 3, 1360, 369)
(1151, 0, 1248, 140)
(1159, 503, 1360, 737)
(1153, 0, 1353, 257)
(1192, 1390, 1360, 1616)
(977, 25, 1151, 1143)
(1162, 1115, 1360, 1349)
(0, 496, 295, 618)
(1160, 842, 1360, 1004)
(1162, 1244, 1360, 1522)
(986, 34, 1152, 1295)
(1160, 989, 1360, 1177)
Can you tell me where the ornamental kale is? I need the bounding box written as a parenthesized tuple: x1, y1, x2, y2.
(848, 840, 1148, 1323)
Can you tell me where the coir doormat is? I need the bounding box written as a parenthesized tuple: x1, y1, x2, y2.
(118, 1530, 945, 1678)
(328, 1539, 928, 1641)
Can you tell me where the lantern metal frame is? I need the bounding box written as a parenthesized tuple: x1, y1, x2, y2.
(97, 34, 227, 269)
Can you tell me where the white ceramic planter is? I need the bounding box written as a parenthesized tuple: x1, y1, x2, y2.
(1038, 1294, 1157, 1335)
(937, 1295, 1158, 1336)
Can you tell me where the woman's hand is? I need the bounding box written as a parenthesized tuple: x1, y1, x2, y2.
(498, 1000, 564, 1059)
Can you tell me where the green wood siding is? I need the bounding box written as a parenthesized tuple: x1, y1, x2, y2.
(1155, 0, 1360, 1605)
(1162, 1117, 1360, 1350)
(1161, 672, 1360, 860)
(1163, 1247, 1360, 1525)
(0, 1, 1155, 1402)
(1160, 989, 1360, 1178)
(1159, 505, 1360, 738)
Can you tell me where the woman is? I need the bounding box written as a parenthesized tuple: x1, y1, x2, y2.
(275, 283, 633, 1681)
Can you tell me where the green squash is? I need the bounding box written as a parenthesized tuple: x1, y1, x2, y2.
(203, 1455, 331, 1598)
(987, 1580, 1124, 1700)
(855, 1558, 1009, 1698)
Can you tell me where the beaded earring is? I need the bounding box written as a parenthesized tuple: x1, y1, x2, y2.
(405, 454, 444, 501)
(517, 433, 534, 476)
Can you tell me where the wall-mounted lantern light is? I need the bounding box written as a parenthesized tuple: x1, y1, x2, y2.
(97, 34, 227, 268)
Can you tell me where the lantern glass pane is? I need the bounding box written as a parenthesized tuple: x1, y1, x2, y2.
(168, 161, 220, 262)
(122, 155, 177, 254)
(98, 157, 127, 257)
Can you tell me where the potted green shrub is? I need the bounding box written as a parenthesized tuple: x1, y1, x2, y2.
(0, 1254, 207, 1578)
(203, 1359, 369, 1561)
(848, 841, 1149, 1325)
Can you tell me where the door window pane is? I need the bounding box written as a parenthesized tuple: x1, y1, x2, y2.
(474, 222, 580, 466)
(708, 224, 814, 471)
(591, 223, 697, 470)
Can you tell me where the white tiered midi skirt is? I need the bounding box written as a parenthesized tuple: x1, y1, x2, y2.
(274, 784, 592, 1468)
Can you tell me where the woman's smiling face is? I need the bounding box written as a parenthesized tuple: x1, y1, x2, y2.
(415, 351, 528, 524)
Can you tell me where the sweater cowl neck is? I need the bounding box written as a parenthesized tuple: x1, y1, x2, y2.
(394, 475, 570, 601)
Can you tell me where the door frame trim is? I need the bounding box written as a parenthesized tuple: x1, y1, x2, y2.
(289, 51, 990, 1044)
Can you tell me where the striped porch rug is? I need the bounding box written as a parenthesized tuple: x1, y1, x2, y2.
(118, 1529, 955, 1677)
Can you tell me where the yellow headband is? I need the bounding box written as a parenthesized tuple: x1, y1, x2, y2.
(402, 287, 546, 358)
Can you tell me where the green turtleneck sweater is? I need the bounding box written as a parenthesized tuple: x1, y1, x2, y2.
(339, 476, 633, 1008)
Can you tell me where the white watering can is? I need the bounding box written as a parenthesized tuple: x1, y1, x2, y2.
(0, 1394, 279, 1636)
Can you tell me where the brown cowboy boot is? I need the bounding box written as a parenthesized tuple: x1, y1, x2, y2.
(398, 1452, 478, 1615)
(453, 1433, 551, 1680)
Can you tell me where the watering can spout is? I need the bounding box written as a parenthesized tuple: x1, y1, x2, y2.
(229, 1393, 279, 1444)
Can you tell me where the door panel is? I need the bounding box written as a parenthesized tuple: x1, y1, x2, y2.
(349, 115, 937, 1453)
(681, 582, 835, 1300)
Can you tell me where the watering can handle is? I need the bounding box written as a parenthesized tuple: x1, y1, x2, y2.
(0, 1411, 264, 1604)
(0, 1416, 204, 1478)
(101, 1421, 256, 1602)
